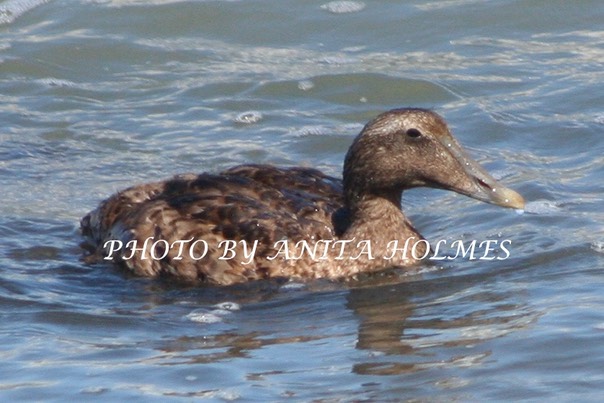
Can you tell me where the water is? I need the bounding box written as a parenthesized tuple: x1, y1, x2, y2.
(1, 0, 604, 400)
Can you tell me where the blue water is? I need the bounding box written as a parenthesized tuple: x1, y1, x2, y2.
(2, 0, 604, 400)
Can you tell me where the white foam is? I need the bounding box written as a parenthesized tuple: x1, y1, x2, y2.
(297, 80, 314, 91)
(523, 200, 561, 215)
(213, 301, 241, 311)
(186, 301, 240, 323)
(0, 0, 48, 25)
(320, 1, 366, 14)
(590, 242, 604, 254)
(186, 311, 223, 324)
(280, 281, 306, 291)
(35, 78, 77, 88)
(234, 111, 262, 124)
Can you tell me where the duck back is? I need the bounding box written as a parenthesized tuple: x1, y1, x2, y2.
(81, 164, 348, 284)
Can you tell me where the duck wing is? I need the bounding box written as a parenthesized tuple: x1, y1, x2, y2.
(81, 164, 345, 284)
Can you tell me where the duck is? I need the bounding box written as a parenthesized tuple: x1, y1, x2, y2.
(81, 108, 524, 285)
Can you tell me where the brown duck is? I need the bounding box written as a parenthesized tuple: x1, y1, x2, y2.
(81, 108, 524, 285)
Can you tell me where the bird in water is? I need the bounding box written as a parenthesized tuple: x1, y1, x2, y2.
(81, 108, 524, 285)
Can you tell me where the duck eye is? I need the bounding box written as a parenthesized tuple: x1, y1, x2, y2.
(406, 128, 422, 138)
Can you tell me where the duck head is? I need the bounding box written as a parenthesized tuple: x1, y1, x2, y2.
(343, 108, 524, 211)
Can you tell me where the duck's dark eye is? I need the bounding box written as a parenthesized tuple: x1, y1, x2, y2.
(406, 128, 422, 138)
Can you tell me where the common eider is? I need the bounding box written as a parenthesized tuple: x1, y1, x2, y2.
(81, 108, 524, 285)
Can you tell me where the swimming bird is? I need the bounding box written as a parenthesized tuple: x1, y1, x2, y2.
(81, 108, 524, 285)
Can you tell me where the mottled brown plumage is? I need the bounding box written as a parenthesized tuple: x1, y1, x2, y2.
(81, 108, 524, 285)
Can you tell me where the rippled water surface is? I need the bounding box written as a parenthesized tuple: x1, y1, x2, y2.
(2, 0, 604, 400)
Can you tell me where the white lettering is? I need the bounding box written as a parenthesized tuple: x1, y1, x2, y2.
(103, 240, 123, 260)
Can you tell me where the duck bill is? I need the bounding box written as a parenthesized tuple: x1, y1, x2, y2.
(439, 138, 525, 210)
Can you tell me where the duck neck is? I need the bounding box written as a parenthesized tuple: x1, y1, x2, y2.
(342, 190, 423, 265)
(346, 189, 401, 220)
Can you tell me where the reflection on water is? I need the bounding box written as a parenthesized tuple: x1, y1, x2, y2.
(347, 270, 538, 376)
(107, 266, 540, 382)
